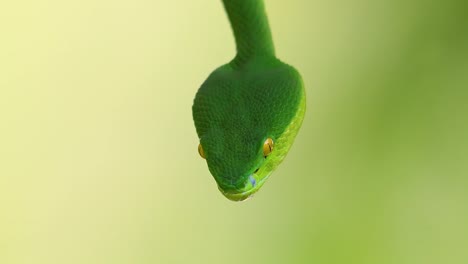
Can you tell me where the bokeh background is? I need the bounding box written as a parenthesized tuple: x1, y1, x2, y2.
(1, 0, 467, 263)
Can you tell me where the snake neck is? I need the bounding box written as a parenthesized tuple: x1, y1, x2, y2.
(222, 0, 276, 68)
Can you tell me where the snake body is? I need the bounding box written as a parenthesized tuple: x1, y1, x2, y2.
(192, 0, 306, 201)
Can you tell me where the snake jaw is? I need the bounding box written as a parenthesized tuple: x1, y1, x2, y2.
(217, 171, 272, 201)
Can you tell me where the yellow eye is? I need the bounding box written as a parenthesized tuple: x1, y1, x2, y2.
(263, 138, 274, 157)
(198, 143, 206, 159)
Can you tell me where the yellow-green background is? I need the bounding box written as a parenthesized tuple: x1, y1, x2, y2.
(1, 0, 467, 263)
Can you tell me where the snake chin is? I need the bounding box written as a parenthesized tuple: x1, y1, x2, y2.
(217, 171, 271, 201)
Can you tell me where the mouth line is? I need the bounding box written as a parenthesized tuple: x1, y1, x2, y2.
(218, 171, 271, 201)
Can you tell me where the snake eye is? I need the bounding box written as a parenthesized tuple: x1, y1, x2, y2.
(263, 138, 274, 157)
(198, 143, 206, 159)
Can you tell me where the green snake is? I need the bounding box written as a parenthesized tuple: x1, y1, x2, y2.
(192, 0, 306, 201)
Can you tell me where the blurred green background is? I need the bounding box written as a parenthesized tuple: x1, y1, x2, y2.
(1, 0, 467, 263)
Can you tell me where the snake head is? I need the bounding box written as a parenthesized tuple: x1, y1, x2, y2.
(193, 58, 306, 201)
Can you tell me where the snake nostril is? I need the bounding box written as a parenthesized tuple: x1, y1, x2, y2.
(254, 168, 259, 173)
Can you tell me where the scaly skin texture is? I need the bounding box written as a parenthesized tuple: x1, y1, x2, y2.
(192, 0, 306, 201)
